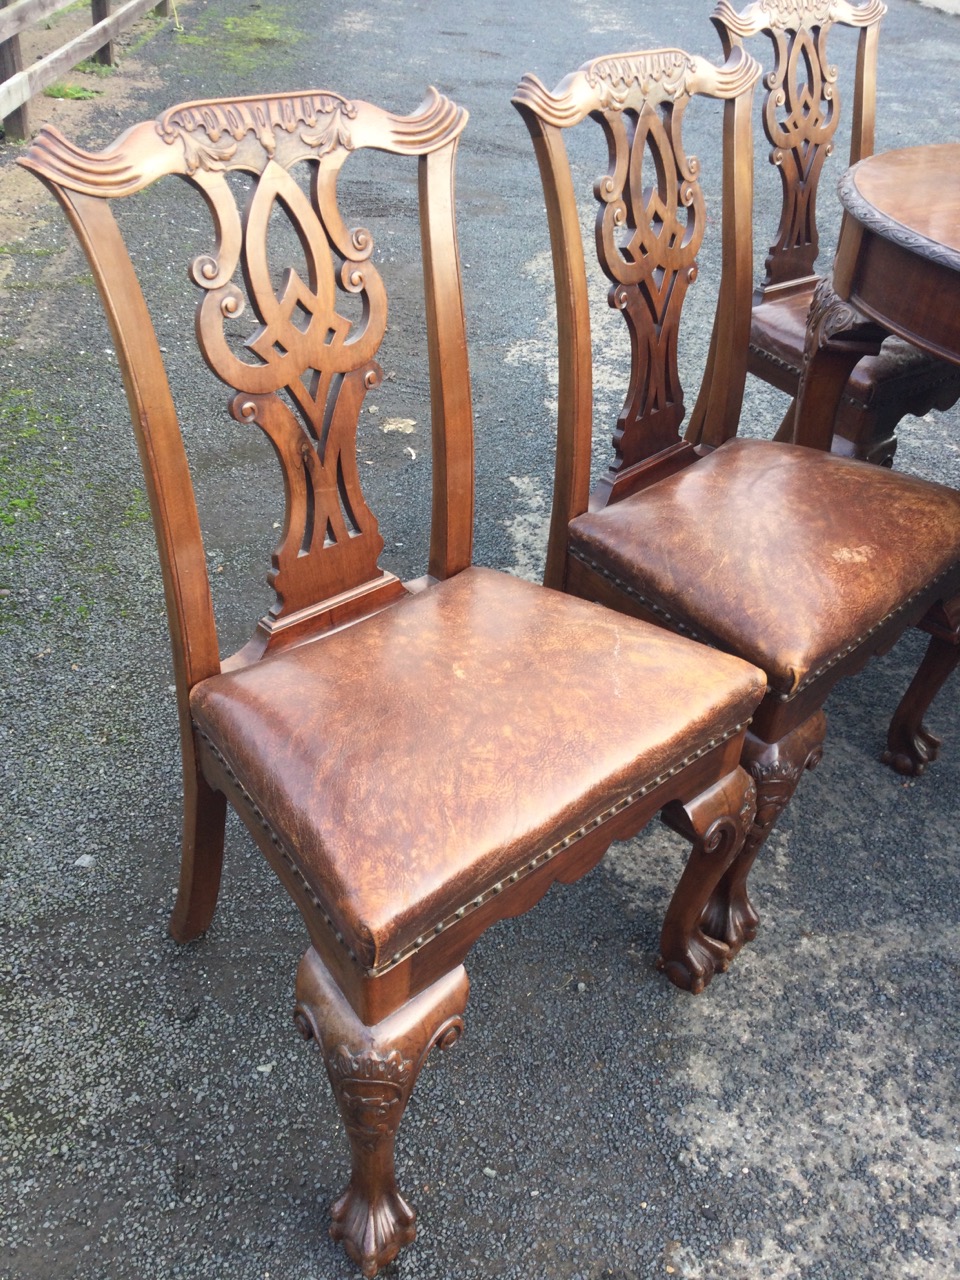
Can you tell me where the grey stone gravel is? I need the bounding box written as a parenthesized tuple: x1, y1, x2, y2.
(2, 1, 960, 1278)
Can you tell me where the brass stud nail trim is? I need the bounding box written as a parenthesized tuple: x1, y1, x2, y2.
(574, 546, 960, 703)
(194, 716, 744, 977)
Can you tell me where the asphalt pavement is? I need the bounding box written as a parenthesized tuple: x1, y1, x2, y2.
(2, 1, 960, 1277)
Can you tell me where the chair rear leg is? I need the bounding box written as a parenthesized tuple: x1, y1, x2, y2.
(883, 630, 960, 776)
(169, 764, 227, 942)
(295, 950, 470, 1278)
(700, 713, 827, 958)
(657, 766, 758, 994)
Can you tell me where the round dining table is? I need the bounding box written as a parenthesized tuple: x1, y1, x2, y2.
(793, 142, 960, 450)
(833, 142, 960, 365)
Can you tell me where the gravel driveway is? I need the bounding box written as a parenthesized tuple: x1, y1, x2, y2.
(2, 1, 960, 1277)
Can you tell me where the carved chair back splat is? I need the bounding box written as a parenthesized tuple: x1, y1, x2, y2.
(20, 90, 770, 1277)
(710, 0, 960, 465)
(515, 45, 960, 992)
(514, 46, 761, 580)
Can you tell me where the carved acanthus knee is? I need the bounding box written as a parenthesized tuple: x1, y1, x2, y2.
(745, 713, 826, 847)
(294, 951, 469, 1278)
(701, 712, 827, 956)
(793, 279, 887, 449)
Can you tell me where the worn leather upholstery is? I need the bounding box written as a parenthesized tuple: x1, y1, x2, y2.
(750, 289, 959, 405)
(570, 438, 960, 697)
(191, 566, 765, 970)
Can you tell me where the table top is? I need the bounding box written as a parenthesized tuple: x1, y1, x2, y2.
(839, 142, 960, 269)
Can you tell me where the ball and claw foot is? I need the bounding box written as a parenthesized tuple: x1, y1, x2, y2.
(881, 725, 941, 777)
(330, 1185, 416, 1278)
(699, 886, 759, 959)
(657, 929, 732, 994)
(882, 628, 960, 777)
(294, 950, 469, 1278)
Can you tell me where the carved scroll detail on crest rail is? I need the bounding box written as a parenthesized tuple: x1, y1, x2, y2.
(585, 51, 700, 107)
(158, 93, 359, 173)
(511, 46, 761, 128)
(594, 101, 706, 465)
(19, 89, 467, 198)
(713, 0, 887, 38)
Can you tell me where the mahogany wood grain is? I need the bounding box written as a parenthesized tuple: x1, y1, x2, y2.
(794, 144, 960, 776)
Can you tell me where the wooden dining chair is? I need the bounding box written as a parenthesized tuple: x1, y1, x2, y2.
(713, 0, 960, 466)
(20, 91, 768, 1276)
(514, 45, 960, 981)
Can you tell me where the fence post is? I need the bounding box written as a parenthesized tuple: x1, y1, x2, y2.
(0, 0, 29, 139)
(91, 0, 113, 65)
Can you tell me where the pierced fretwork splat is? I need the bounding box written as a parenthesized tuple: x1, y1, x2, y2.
(759, 24, 838, 287)
(513, 47, 760, 534)
(19, 87, 470, 660)
(593, 98, 705, 470)
(191, 149, 388, 623)
(711, 0, 887, 293)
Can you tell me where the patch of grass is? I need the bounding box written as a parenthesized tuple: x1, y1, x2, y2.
(0, 390, 73, 625)
(1, 394, 44, 544)
(75, 57, 118, 78)
(43, 83, 102, 101)
(175, 5, 296, 72)
(43, 0, 91, 27)
(0, 391, 66, 541)
(4, 274, 96, 293)
(0, 245, 59, 258)
(120, 489, 151, 527)
(222, 9, 286, 43)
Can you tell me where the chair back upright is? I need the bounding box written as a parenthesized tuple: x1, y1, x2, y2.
(513, 47, 761, 590)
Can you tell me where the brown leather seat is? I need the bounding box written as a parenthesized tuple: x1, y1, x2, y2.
(192, 566, 765, 972)
(570, 439, 960, 698)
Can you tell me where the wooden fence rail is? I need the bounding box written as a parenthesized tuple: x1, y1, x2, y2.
(1, 0, 170, 139)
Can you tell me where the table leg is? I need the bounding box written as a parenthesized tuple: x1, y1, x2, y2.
(791, 277, 888, 451)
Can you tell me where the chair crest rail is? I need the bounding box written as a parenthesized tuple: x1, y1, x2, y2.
(712, 0, 886, 38)
(512, 45, 761, 125)
(20, 88, 467, 194)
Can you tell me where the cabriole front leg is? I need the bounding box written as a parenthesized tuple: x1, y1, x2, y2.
(657, 767, 757, 994)
(701, 713, 827, 957)
(294, 950, 469, 1278)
